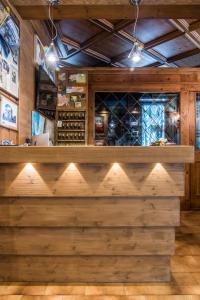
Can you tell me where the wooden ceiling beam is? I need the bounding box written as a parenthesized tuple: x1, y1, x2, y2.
(145, 30, 183, 50)
(111, 46, 177, 67)
(189, 20, 200, 32)
(145, 62, 164, 67)
(61, 34, 126, 67)
(42, 20, 125, 67)
(90, 19, 173, 66)
(14, 5, 200, 20)
(65, 19, 134, 60)
(169, 19, 200, 49)
(167, 48, 200, 63)
(10, 0, 200, 5)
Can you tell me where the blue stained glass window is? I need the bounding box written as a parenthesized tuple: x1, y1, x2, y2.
(196, 93, 200, 149)
(142, 103, 165, 146)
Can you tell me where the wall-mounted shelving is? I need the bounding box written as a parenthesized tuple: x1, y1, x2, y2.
(56, 70, 88, 146)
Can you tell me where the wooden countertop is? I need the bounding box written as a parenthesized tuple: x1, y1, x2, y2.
(0, 146, 194, 163)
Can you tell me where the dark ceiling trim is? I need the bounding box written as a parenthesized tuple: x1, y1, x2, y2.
(189, 20, 200, 32)
(90, 19, 172, 66)
(145, 62, 163, 68)
(15, 5, 200, 20)
(167, 48, 200, 63)
(145, 30, 182, 50)
(61, 34, 126, 67)
(65, 19, 134, 61)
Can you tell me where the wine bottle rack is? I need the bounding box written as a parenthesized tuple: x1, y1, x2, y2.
(56, 110, 86, 145)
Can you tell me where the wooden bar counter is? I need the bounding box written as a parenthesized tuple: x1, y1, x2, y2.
(0, 146, 194, 283)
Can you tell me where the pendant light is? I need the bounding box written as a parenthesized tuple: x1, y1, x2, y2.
(128, 0, 143, 63)
(45, 0, 59, 65)
(128, 41, 142, 63)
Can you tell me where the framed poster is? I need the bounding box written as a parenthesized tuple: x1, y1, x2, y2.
(34, 35, 55, 83)
(69, 73, 86, 84)
(0, 4, 19, 98)
(32, 111, 46, 136)
(0, 95, 18, 130)
(32, 110, 54, 144)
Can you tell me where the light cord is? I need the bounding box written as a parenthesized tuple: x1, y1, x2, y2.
(130, 0, 140, 40)
(48, 4, 58, 41)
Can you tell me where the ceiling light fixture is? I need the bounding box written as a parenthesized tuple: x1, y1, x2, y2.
(45, 0, 59, 65)
(128, 0, 143, 63)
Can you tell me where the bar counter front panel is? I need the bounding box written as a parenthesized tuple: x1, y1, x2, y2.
(0, 146, 194, 283)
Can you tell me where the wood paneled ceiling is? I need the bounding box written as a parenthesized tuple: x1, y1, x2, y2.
(10, 0, 200, 68)
(49, 18, 200, 68)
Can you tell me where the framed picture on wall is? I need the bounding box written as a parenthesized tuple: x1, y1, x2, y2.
(0, 95, 18, 130)
(32, 110, 45, 136)
(0, 4, 19, 98)
(34, 35, 55, 83)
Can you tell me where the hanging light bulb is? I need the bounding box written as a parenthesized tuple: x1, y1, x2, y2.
(128, 0, 143, 63)
(128, 42, 142, 63)
(45, 42, 59, 64)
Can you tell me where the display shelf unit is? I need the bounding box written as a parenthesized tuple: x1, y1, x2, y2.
(56, 70, 88, 146)
(56, 110, 86, 146)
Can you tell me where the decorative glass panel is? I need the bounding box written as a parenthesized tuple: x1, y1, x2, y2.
(196, 93, 200, 149)
(95, 92, 180, 146)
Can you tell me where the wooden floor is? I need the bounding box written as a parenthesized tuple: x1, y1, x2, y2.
(0, 212, 200, 300)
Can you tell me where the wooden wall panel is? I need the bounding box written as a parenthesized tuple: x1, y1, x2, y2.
(0, 227, 175, 255)
(190, 162, 200, 209)
(0, 163, 185, 197)
(18, 20, 35, 144)
(180, 91, 190, 145)
(0, 197, 180, 227)
(0, 256, 170, 283)
(89, 74, 183, 84)
(188, 92, 200, 209)
(0, 127, 18, 144)
(1, 1, 50, 144)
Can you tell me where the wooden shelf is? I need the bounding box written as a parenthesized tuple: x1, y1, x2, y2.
(58, 129, 85, 132)
(57, 107, 86, 112)
(67, 83, 87, 87)
(57, 140, 85, 142)
(58, 119, 85, 122)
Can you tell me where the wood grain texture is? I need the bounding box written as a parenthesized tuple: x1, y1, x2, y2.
(0, 227, 175, 255)
(0, 256, 170, 282)
(0, 212, 199, 295)
(190, 162, 200, 209)
(11, 0, 200, 5)
(0, 197, 180, 227)
(0, 127, 18, 144)
(0, 146, 194, 163)
(14, 5, 200, 20)
(0, 163, 185, 197)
